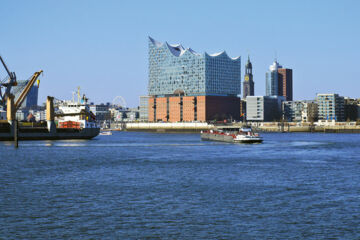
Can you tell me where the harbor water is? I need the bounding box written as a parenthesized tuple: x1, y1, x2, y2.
(0, 132, 359, 239)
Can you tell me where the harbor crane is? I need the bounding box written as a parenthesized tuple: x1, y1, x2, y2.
(14, 70, 42, 112)
(0, 55, 17, 107)
(0, 55, 42, 112)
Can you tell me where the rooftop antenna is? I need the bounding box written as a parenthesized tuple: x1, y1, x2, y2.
(275, 50, 278, 62)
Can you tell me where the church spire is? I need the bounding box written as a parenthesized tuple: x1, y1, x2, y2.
(245, 55, 252, 75)
(243, 55, 254, 98)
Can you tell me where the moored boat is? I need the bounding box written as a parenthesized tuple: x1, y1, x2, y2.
(100, 130, 112, 136)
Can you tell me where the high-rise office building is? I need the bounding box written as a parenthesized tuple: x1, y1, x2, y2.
(243, 56, 254, 99)
(278, 68, 293, 101)
(266, 61, 282, 97)
(148, 37, 241, 122)
(266, 60, 293, 101)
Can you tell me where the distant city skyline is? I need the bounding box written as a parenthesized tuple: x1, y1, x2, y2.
(1, 0, 359, 106)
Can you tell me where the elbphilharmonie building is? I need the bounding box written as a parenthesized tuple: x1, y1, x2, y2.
(147, 37, 241, 122)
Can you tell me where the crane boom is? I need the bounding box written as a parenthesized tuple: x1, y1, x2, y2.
(14, 70, 42, 111)
(0, 55, 16, 86)
(0, 56, 12, 78)
(0, 55, 17, 107)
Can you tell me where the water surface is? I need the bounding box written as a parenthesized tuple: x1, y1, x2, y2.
(0, 132, 359, 239)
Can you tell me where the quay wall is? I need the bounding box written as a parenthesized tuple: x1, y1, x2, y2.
(124, 122, 360, 133)
(125, 122, 214, 133)
(249, 122, 360, 133)
(256, 125, 360, 133)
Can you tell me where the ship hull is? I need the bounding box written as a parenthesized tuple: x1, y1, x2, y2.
(201, 132, 235, 143)
(201, 132, 263, 143)
(0, 127, 100, 141)
(233, 139, 263, 143)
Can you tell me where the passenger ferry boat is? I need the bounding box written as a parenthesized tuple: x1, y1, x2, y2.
(201, 127, 263, 143)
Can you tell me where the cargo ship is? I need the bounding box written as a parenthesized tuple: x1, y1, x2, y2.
(0, 56, 99, 141)
(0, 95, 100, 141)
(0, 122, 100, 141)
(201, 127, 263, 143)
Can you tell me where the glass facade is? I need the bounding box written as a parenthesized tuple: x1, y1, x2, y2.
(265, 61, 282, 96)
(148, 37, 241, 97)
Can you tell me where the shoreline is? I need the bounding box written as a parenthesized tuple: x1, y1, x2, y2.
(118, 122, 360, 134)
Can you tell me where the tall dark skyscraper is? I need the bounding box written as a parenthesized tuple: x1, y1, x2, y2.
(277, 68, 293, 101)
(243, 56, 254, 99)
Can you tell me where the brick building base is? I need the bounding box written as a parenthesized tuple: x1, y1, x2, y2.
(148, 96, 240, 122)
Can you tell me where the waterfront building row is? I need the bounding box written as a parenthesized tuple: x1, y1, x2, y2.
(246, 97, 318, 123)
(245, 93, 359, 123)
(283, 100, 318, 122)
(139, 37, 360, 124)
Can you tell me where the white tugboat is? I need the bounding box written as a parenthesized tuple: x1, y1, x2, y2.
(201, 127, 263, 143)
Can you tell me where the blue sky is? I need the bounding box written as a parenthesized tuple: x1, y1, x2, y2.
(1, 0, 359, 106)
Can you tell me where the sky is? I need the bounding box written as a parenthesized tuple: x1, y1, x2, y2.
(1, 0, 359, 107)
